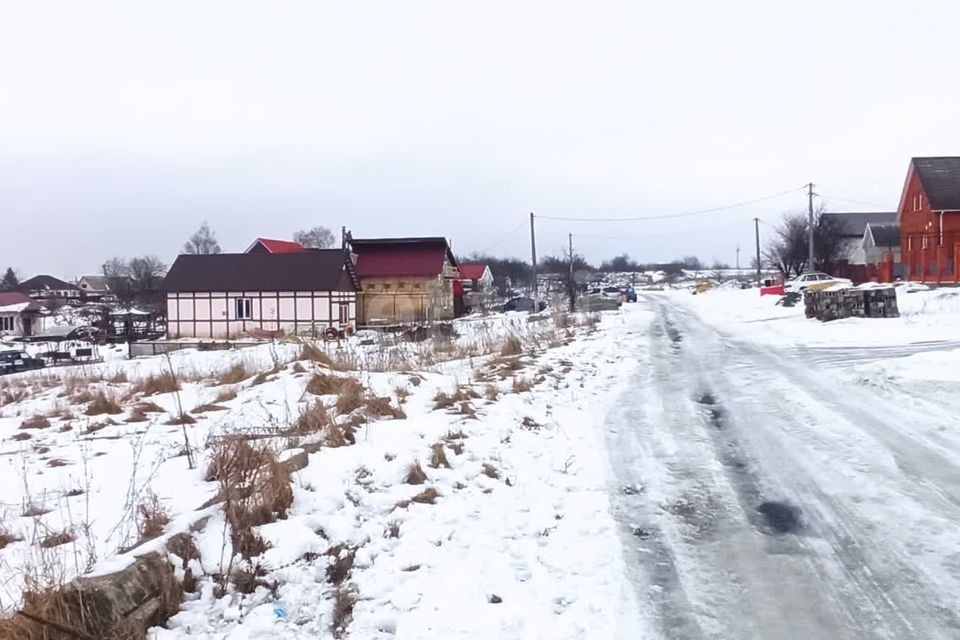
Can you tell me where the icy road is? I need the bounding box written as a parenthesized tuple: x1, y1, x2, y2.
(608, 296, 960, 640)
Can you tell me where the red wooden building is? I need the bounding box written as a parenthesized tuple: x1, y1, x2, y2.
(899, 157, 960, 282)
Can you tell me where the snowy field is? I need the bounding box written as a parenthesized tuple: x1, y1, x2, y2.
(3, 285, 960, 639)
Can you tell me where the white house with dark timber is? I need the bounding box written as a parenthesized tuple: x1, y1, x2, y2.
(162, 250, 360, 340)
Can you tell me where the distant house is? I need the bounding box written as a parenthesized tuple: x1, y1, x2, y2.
(898, 157, 960, 281)
(458, 264, 494, 292)
(162, 250, 359, 340)
(19, 275, 80, 301)
(348, 237, 461, 324)
(862, 223, 901, 266)
(820, 211, 896, 282)
(0, 292, 45, 337)
(77, 275, 111, 300)
(245, 238, 307, 254)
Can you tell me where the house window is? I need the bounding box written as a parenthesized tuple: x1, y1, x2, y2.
(383, 284, 391, 291)
(0, 316, 12, 331)
(235, 298, 253, 319)
(338, 303, 350, 324)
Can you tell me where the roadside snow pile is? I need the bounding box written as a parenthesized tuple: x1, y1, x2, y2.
(0, 308, 650, 639)
(678, 285, 960, 347)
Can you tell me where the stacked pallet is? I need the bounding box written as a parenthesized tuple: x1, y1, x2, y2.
(804, 286, 899, 321)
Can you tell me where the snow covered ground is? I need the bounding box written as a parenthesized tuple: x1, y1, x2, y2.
(4, 286, 960, 639)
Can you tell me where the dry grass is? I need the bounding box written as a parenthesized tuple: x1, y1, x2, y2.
(208, 438, 293, 559)
(22, 503, 52, 518)
(484, 385, 500, 401)
(429, 443, 450, 469)
(39, 529, 75, 549)
(136, 492, 171, 542)
(482, 463, 500, 479)
(292, 401, 331, 433)
(193, 403, 229, 414)
(326, 544, 356, 586)
(231, 562, 269, 594)
(335, 381, 365, 415)
(215, 362, 250, 386)
(214, 388, 238, 403)
(410, 487, 439, 504)
(19, 415, 51, 430)
(109, 370, 129, 384)
(84, 391, 122, 416)
(0, 385, 29, 407)
(511, 377, 533, 393)
(394, 386, 410, 404)
(363, 396, 405, 420)
(166, 413, 197, 425)
(307, 373, 361, 397)
(433, 385, 479, 410)
(404, 462, 428, 485)
(500, 335, 523, 356)
(331, 585, 357, 639)
(0, 526, 22, 550)
(10, 432, 31, 441)
(131, 372, 180, 396)
(291, 361, 307, 374)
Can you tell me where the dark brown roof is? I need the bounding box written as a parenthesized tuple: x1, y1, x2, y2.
(163, 251, 358, 292)
(913, 157, 960, 211)
(19, 275, 78, 292)
(821, 211, 896, 237)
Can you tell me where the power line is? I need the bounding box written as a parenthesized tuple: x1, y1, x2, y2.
(819, 193, 890, 210)
(535, 186, 805, 223)
(474, 220, 528, 255)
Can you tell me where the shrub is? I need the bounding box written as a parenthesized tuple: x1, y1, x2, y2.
(484, 385, 499, 401)
(433, 385, 479, 410)
(326, 544, 356, 586)
(410, 487, 439, 504)
(482, 463, 500, 479)
(363, 396, 405, 420)
(331, 585, 357, 639)
(307, 373, 361, 397)
(335, 381, 365, 415)
(231, 562, 269, 594)
(0, 525, 23, 550)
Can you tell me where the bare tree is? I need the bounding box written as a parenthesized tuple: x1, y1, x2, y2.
(763, 208, 846, 278)
(102, 256, 167, 308)
(293, 226, 335, 249)
(183, 222, 222, 255)
(128, 256, 167, 294)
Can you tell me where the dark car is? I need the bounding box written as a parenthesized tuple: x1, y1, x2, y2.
(0, 351, 45, 376)
(503, 297, 547, 313)
(624, 289, 638, 303)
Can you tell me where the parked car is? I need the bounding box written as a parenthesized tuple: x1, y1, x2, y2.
(784, 272, 853, 294)
(503, 297, 546, 313)
(624, 289, 638, 303)
(0, 350, 45, 376)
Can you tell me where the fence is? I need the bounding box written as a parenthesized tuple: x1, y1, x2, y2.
(128, 340, 263, 358)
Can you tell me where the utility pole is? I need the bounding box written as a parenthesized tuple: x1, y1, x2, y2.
(754, 217, 761, 287)
(736, 244, 740, 271)
(568, 232, 575, 312)
(529, 211, 538, 297)
(807, 182, 815, 272)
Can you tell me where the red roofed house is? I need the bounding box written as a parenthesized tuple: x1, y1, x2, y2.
(0, 292, 46, 338)
(245, 238, 307, 254)
(457, 264, 494, 292)
(348, 237, 461, 324)
(899, 157, 960, 282)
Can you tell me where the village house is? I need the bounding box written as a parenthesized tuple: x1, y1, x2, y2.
(245, 238, 307, 254)
(898, 157, 960, 282)
(19, 275, 80, 302)
(0, 292, 45, 338)
(457, 264, 494, 292)
(162, 250, 359, 340)
(77, 275, 112, 301)
(348, 236, 461, 324)
(820, 211, 897, 283)
(862, 223, 901, 267)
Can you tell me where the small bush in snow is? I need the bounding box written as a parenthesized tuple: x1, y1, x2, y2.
(429, 443, 451, 469)
(500, 335, 523, 356)
(84, 391, 122, 416)
(404, 462, 428, 485)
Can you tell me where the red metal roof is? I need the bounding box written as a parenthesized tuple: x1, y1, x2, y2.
(0, 292, 40, 310)
(351, 238, 456, 278)
(247, 238, 306, 254)
(458, 264, 489, 280)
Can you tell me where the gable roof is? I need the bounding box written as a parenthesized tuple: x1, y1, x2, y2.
(349, 237, 458, 278)
(0, 292, 42, 313)
(911, 157, 960, 211)
(458, 264, 490, 280)
(78, 275, 110, 291)
(163, 250, 358, 292)
(19, 275, 78, 292)
(245, 238, 307, 254)
(821, 211, 896, 237)
(864, 223, 900, 248)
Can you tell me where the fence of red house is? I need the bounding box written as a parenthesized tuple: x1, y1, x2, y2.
(901, 232, 960, 284)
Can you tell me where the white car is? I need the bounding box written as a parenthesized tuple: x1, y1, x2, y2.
(784, 272, 853, 294)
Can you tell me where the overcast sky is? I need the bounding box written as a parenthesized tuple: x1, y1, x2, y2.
(2, 1, 960, 278)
